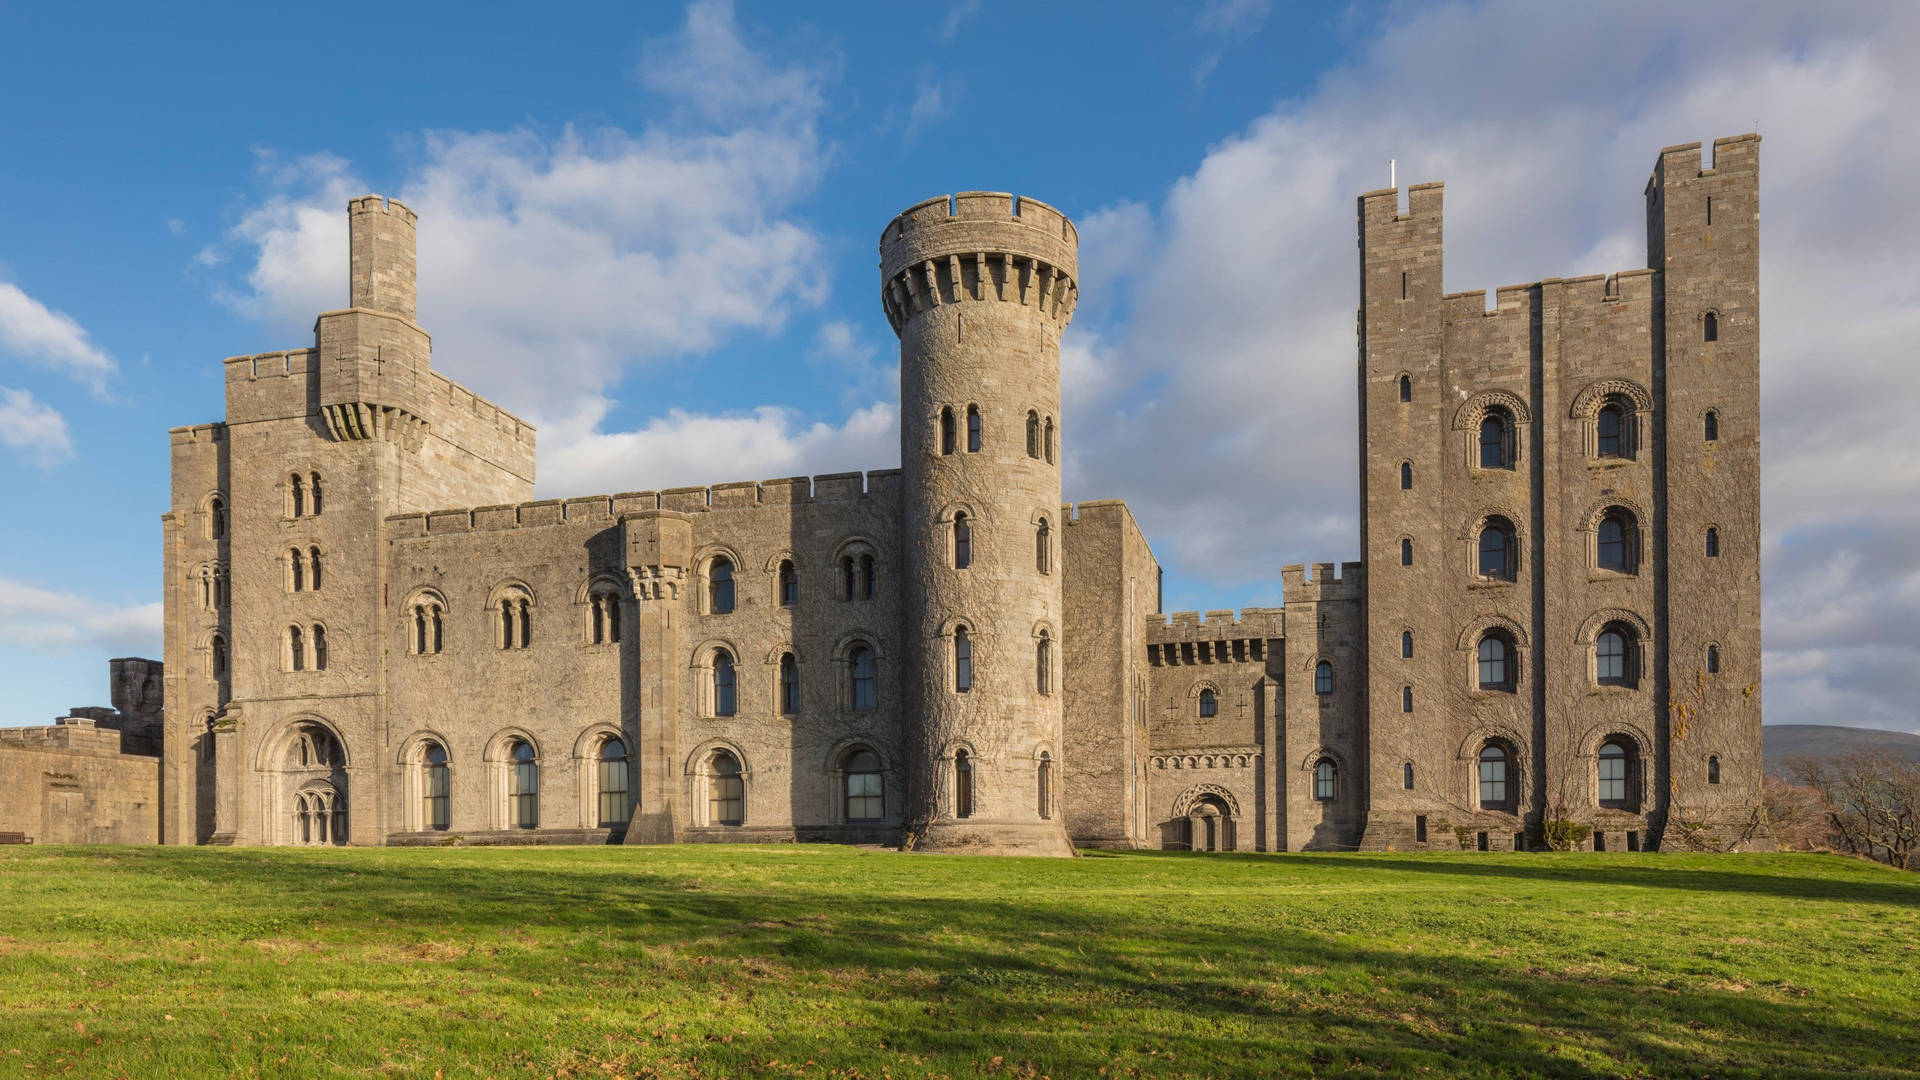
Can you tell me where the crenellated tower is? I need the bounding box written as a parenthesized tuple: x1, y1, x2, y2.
(881, 192, 1079, 855)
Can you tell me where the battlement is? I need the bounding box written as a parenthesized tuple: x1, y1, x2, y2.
(1650, 133, 1760, 190)
(1359, 181, 1444, 225)
(348, 193, 417, 226)
(1280, 561, 1364, 603)
(1143, 607, 1282, 667)
(386, 469, 902, 538)
(878, 192, 1079, 336)
(167, 422, 227, 445)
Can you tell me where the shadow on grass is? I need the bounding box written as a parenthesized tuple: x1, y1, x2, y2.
(8, 846, 1915, 1077)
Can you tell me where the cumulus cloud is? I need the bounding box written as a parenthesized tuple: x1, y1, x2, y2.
(0, 282, 114, 394)
(0, 386, 72, 464)
(905, 72, 961, 139)
(538, 398, 897, 497)
(0, 576, 161, 657)
(1067, 1, 1920, 731)
(217, 0, 850, 496)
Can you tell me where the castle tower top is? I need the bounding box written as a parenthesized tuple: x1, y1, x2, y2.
(878, 192, 1079, 336)
(348, 194, 418, 322)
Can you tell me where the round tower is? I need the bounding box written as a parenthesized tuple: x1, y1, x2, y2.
(880, 192, 1080, 856)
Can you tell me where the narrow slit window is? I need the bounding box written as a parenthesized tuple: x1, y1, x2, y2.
(954, 627, 972, 693)
(1704, 312, 1718, 342)
(939, 407, 956, 455)
(1398, 374, 1411, 403)
(966, 405, 981, 452)
(1400, 461, 1412, 490)
(953, 513, 971, 569)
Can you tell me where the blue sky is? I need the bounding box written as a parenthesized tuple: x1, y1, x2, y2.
(3, 1, 1918, 735)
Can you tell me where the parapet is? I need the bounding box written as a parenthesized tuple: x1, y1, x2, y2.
(1144, 607, 1285, 644)
(878, 192, 1079, 336)
(386, 470, 902, 538)
(1280, 561, 1364, 603)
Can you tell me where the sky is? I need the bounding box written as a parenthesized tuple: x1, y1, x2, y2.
(1, 1, 1916, 735)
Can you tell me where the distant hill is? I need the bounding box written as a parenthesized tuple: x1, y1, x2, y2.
(1764, 724, 1920, 777)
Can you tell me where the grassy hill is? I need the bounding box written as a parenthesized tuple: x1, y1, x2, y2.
(1764, 723, 1920, 775)
(0, 846, 1914, 1078)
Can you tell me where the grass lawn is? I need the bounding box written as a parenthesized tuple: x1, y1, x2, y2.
(0, 847, 1914, 1078)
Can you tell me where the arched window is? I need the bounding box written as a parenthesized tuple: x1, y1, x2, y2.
(208, 495, 227, 539)
(1037, 752, 1053, 820)
(1596, 625, 1635, 687)
(966, 405, 981, 452)
(1478, 519, 1516, 580)
(1597, 741, 1632, 808)
(709, 752, 744, 825)
(413, 600, 444, 655)
(1478, 744, 1511, 810)
(1314, 661, 1334, 696)
(1597, 512, 1636, 573)
(850, 646, 876, 712)
(709, 558, 735, 614)
(210, 633, 227, 679)
(841, 556, 856, 601)
(598, 737, 630, 826)
(860, 554, 876, 599)
(1400, 538, 1413, 566)
(939, 407, 956, 455)
(1036, 631, 1052, 695)
(1198, 688, 1217, 717)
(1400, 461, 1413, 490)
(953, 512, 972, 569)
(1026, 410, 1040, 458)
(845, 750, 883, 821)
(954, 627, 973, 693)
(712, 650, 737, 716)
(778, 560, 798, 607)
(1477, 632, 1513, 691)
(288, 625, 305, 672)
(1314, 760, 1337, 801)
(1044, 417, 1055, 464)
(1708, 755, 1722, 784)
(954, 750, 974, 818)
(1398, 374, 1412, 402)
(290, 548, 305, 592)
(779, 653, 799, 715)
(309, 547, 322, 590)
(1706, 644, 1721, 674)
(1035, 518, 1051, 574)
(423, 744, 450, 831)
(509, 740, 539, 828)
(1704, 410, 1720, 442)
(1706, 527, 1720, 558)
(590, 587, 622, 645)
(311, 624, 327, 671)
(1478, 408, 1514, 469)
(1402, 761, 1415, 789)
(1401, 630, 1414, 659)
(1596, 404, 1626, 458)
(1704, 311, 1718, 342)
(309, 473, 323, 515)
(1402, 685, 1413, 712)
(289, 473, 305, 518)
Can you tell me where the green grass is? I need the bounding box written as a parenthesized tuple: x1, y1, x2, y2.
(0, 847, 1914, 1078)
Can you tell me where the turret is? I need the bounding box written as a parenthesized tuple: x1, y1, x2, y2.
(882, 193, 1078, 855)
(348, 195, 418, 321)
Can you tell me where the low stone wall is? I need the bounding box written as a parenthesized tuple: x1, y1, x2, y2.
(0, 720, 161, 844)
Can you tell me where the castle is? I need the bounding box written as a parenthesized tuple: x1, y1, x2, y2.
(0, 135, 1767, 854)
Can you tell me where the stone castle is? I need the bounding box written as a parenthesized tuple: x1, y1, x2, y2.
(0, 135, 1766, 854)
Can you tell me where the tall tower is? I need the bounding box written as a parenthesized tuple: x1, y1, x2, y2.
(880, 192, 1079, 856)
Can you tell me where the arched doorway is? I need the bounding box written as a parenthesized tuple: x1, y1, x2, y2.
(1188, 795, 1234, 852)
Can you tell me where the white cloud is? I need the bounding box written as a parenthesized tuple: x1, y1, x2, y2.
(1193, 0, 1272, 84)
(939, 0, 980, 42)
(0, 576, 161, 657)
(0, 282, 114, 394)
(537, 398, 897, 497)
(218, 0, 837, 490)
(0, 386, 72, 464)
(1067, 1, 1920, 731)
(906, 72, 961, 138)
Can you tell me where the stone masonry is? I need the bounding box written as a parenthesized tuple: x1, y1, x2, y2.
(20, 135, 1764, 854)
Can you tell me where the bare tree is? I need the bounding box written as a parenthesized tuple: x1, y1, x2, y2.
(1761, 775, 1830, 852)
(1787, 751, 1920, 870)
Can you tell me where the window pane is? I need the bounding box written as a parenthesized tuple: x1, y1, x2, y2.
(1597, 407, 1621, 456)
(1597, 631, 1627, 683)
(714, 653, 736, 715)
(852, 648, 876, 711)
(1479, 747, 1507, 808)
(1479, 527, 1508, 578)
